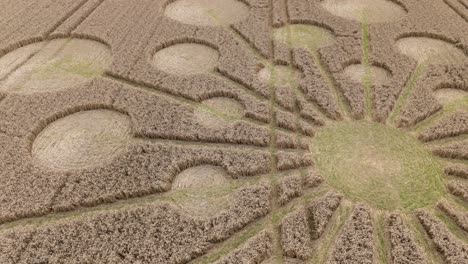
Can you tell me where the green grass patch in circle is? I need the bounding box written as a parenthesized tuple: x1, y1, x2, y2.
(311, 121, 446, 211)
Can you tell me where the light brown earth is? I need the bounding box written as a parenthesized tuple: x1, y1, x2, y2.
(0, 0, 467, 263)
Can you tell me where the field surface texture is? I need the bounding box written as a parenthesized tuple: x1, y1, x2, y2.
(0, 0, 467, 263)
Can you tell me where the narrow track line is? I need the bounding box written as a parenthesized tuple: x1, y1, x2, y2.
(0, 0, 89, 105)
(209, 11, 320, 129)
(131, 137, 306, 153)
(411, 104, 468, 134)
(308, 47, 352, 120)
(409, 109, 445, 133)
(191, 216, 270, 263)
(444, 0, 468, 23)
(308, 201, 353, 264)
(388, 64, 425, 126)
(297, 4, 351, 120)
(459, 0, 468, 9)
(0, 41, 49, 83)
(361, 14, 373, 119)
(212, 70, 297, 116)
(266, 1, 283, 261)
(404, 215, 444, 264)
(373, 211, 391, 264)
(424, 134, 468, 147)
(67, 0, 107, 34)
(103, 74, 304, 138)
(434, 207, 468, 243)
(192, 178, 321, 263)
(1, 167, 313, 233)
(43, 0, 89, 37)
(282, 21, 333, 123)
(230, 25, 271, 60)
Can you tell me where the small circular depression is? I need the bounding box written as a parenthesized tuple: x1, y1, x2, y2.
(32, 110, 132, 170)
(153, 43, 219, 75)
(172, 165, 231, 217)
(396, 37, 467, 65)
(164, 0, 250, 26)
(194, 97, 244, 128)
(320, 0, 407, 23)
(258, 65, 301, 87)
(172, 165, 230, 190)
(343, 64, 391, 85)
(434, 88, 468, 105)
(274, 24, 336, 50)
(311, 121, 446, 211)
(0, 38, 111, 94)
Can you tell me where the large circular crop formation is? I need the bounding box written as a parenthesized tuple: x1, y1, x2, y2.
(0, 0, 467, 263)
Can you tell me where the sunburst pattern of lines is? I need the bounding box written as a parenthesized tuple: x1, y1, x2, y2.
(0, 0, 467, 263)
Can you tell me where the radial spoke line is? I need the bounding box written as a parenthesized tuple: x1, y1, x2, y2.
(372, 211, 391, 264)
(192, 217, 270, 263)
(2, 167, 310, 233)
(0, 0, 88, 102)
(388, 64, 425, 125)
(411, 103, 468, 133)
(443, 0, 468, 23)
(434, 207, 468, 243)
(43, 0, 89, 36)
(267, 1, 285, 262)
(309, 202, 353, 264)
(103, 74, 304, 138)
(305, 44, 351, 120)
(212, 70, 301, 120)
(209, 10, 325, 129)
(131, 137, 307, 152)
(283, 21, 333, 123)
(424, 134, 468, 147)
(294, 25, 353, 120)
(0, 41, 49, 83)
(68, 0, 107, 34)
(227, 25, 269, 63)
(405, 215, 445, 264)
(296, 85, 332, 123)
(361, 14, 373, 119)
(410, 109, 446, 133)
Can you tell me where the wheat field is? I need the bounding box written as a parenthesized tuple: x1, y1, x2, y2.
(0, 0, 467, 263)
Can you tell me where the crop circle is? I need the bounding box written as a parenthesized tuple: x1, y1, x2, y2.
(311, 121, 446, 211)
(164, 0, 250, 26)
(152, 43, 219, 75)
(0, 38, 111, 94)
(172, 165, 230, 190)
(258, 65, 300, 87)
(32, 110, 132, 170)
(396, 37, 467, 65)
(320, 0, 407, 23)
(274, 24, 336, 50)
(172, 165, 231, 217)
(434, 88, 468, 105)
(343, 64, 391, 85)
